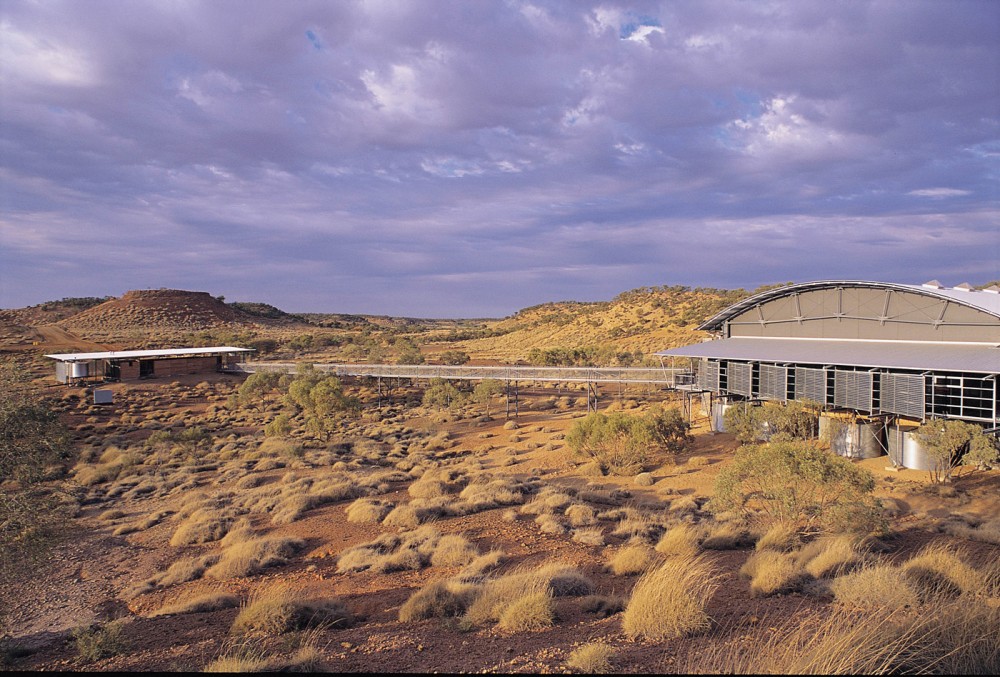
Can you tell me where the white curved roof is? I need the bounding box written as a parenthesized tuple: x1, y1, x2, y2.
(45, 346, 253, 362)
(699, 280, 1000, 331)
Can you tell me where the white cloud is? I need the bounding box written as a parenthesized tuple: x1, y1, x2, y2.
(907, 188, 972, 198)
(0, 21, 96, 87)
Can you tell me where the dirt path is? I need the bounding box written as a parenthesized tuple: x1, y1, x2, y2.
(31, 325, 115, 353)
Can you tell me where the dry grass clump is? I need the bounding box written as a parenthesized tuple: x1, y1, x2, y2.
(566, 642, 616, 673)
(169, 508, 234, 546)
(496, 591, 554, 632)
(205, 534, 306, 580)
(943, 517, 1000, 545)
(700, 523, 743, 550)
(754, 523, 799, 552)
(112, 510, 170, 536)
(655, 524, 701, 558)
(622, 554, 718, 640)
(689, 597, 1000, 674)
(830, 562, 920, 611)
(345, 497, 394, 524)
(535, 513, 567, 535)
(901, 542, 984, 599)
(429, 533, 479, 568)
(256, 437, 304, 459)
(398, 579, 481, 622)
(794, 534, 864, 579)
(231, 586, 352, 635)
(611, 511, 664, 543)
(464, 562, 593, 627)
(571, 527, 606, 546)
(608, 544, 658, 576)
(458, 550, 506, 581)
(382, 504, 424, 529)
(150, 590, 241, 617)
(337, 526, 474, 575)
(634, 472, 655, 486)
(565, 504, 596, 527)
(739, 550, 806, 597)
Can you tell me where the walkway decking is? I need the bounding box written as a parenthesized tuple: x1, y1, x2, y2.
(236, 362, 692, 386)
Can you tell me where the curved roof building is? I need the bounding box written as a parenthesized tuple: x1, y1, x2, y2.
(657, 280, 1000, 426)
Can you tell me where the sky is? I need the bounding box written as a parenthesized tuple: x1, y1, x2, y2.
(1, 0, 998, 318)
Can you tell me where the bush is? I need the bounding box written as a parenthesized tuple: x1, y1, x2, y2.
(566, 642, 615, 673)
(608, 544, 658, 575)
(496, 591, 555, 632)
(917, 419, 995, 482)
(398, 579, 480, 622)
(73, 620, 129, 662)
(231, 587, 351, 635)
(622, 554, 718, 640)
(710, 440, 885, 535)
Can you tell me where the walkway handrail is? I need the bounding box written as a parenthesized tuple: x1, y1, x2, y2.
(237, 362, 687, 385)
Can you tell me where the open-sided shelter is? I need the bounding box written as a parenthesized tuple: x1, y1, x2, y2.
(46, 346, 254, 383)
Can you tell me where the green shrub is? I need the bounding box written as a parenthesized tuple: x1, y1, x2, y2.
(73, 620, 129, 662)
(710, 440, 885, 535)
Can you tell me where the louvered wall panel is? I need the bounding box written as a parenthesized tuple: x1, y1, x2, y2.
(834, 370, 873, 411)
(698, 359, 720, 391)
(880, 373, 925, 419)
(759, 364, 788, 401)
(794, 367, 827, 404)
(727, 362, 753, 396)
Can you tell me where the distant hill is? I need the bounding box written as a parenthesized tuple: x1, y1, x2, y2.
(58, 289, 299, 334)
(451, 285, 755, 363)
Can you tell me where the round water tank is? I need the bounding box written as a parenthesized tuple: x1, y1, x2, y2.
(711, 402, 732, 433)
(819, 415, 885, 459)
(70, 362, 89, 378)
(887, 426, 937, 471)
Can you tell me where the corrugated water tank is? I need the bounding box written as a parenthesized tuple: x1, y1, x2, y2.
(886, 425, 937, 471)
(819, 415, 885, 459)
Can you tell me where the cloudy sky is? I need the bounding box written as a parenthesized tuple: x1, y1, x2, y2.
(1, 0, 997, 317)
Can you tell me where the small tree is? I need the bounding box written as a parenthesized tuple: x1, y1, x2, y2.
(710, 440, 885, 535)
(473, 379, 504, 419)
(439, 350, 471, 365)
(917, 419, 991, 482)
(646, 405, 692, 454)
(236, 371, 282, 412)
(422, 378, 464, 410)
(963, 432, 999, 471)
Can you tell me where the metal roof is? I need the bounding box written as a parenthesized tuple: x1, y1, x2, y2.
(656, 337, 1000, 374)
(699, 280, 1000, 331)
(45, 346, 254, 362)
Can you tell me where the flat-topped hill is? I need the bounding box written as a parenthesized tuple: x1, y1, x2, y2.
(57, 289, 296, 333)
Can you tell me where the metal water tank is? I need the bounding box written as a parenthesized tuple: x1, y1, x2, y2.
(711, 402, 732, 432)
(71, 362, 89, 378)
(819, 415, 885, 459)
(886, 426, 937, 471)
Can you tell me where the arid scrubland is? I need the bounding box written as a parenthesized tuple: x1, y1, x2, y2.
(1, 291, 998, 673)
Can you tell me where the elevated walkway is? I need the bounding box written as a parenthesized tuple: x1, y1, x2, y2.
(236, 362, 688, 386)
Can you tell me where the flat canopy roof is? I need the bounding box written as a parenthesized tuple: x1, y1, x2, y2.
(657, 337, 1000, 374)
(45, 346, 254, 362)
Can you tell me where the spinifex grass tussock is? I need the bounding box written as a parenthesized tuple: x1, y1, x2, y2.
(429, 533, 479, 568)
(150, 590, 240, 617)
(943, 517, 1000, 545)
(901, 542, 984, 600)
(231, 586, 352, 636)
(753, 522, 799, 552)
(464, 562, 593, 627)
(169, 508, 234, 546)
(608, 543, 658, 575)
(566, 642, 616, 673)
(739, 550, 806, 597)
(686, 597, 1000, 674)
(571, 527, 606, 546)
(206, 535, 305, 580)
(701, 523, 743, 550)
(830, 562, 920, 611)
(458, 550, 506, 581)
(564, 503, 596, 527)
(345, 497, 393, 524)
(794, 534, 865, 578)
(622, 554, 719, 640)
(497, 591, 555, 632)
(398, 579, 481, 622)
(655, 523, 701, 558)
